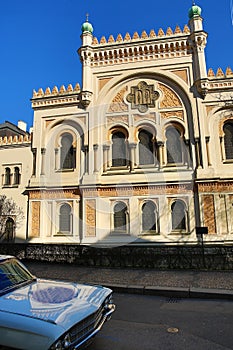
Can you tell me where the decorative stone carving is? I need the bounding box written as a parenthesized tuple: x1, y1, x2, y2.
(202, 194, 216, 234)
(126, 81, 159, 113)
(107, 115, 129, 125)
(85, 200, 96, 237)
(158, 83, 182, 108)
(31, 202, 40, 237)
(108, 87, 128, 112)
(160, 111, 184, 120)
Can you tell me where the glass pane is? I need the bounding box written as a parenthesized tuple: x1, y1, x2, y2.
(224, 123, 233, 159)
(172, 201, 186, 230)
(112, 132, 127, 166)
(60, 134, 74, 169)
(114, 202, 127, 232)
(139, 130, 154, 165)
(59, 204, 71, 232)
(142, 202, 156, 231)
(166, 128, 182, 164)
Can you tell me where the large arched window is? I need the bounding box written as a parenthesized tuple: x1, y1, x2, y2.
(138, 130, 154, 165)
(223, 122, 233, 160)
(171, 200, 186, 231)
(59, 203, 72, 234)
(112, 131, 127, 167)
(166, 127, 183, 164)
(142, 201, 157, 232)
(60, 134, 75, 169)
(14, 167, 20, 185)
(113, 202, 127, 233)
(4, 168, 11, 186)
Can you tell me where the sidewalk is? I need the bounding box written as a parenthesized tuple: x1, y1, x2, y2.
(25, 260, 233, 300)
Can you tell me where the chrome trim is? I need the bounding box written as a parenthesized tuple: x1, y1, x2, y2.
(73, 304, 116, 349)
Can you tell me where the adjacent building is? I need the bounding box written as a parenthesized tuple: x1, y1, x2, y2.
(1, 4, 233, 245)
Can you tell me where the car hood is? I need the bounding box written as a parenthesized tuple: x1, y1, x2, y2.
(0, 279, 111, 330)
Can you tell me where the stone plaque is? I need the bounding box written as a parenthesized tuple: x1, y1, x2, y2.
(126, 81, 159, 113)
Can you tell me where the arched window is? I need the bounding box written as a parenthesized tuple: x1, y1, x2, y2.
(223, 122, 233, 160)
(4, 168, 11, 186)
(4, 218, 15, 242)
(14, 167, 20, 185)
(138, 130, 154, 165)
(113, 202, 127, 233)
(60, 134, 75, 169)
(112, 131, 127, 167)
(171, 200, 186, 231)
(59, 203, 72, 233)
(166, 127, 182, 164)
(142, 201, 156, 232)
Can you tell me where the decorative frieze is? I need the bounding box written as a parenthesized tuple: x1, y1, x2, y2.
(85, 199, 96, 237)
(160, 110, 184, 120)
(202, 194, 216, 234)
(198, 182, 233, 193)
(29, 189, 80, 200)
(31, 202, 40, 238)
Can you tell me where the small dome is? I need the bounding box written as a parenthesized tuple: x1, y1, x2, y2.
(81, 20, 93, 34)
(188, 4, 202, 19)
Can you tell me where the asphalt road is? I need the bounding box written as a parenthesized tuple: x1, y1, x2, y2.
(91, 293, 233, 350)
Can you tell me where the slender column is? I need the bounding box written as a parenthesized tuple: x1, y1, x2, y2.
(195, 138, 201, 168)
(205, 137, 212, 166)
(32, 148, 37, 176)
(93, 144, 98, 173)
(102, 145, 109, 172)
(84, 145, 89, 174)
(41, 148, 46, 175)
(220, 136, 225, 161)
(129, 143, 137, 172)
(54, 148, 59, 170)
(157, 141, 164, 169)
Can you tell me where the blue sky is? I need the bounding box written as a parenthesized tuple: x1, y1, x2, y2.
(0, 0, 232, 129)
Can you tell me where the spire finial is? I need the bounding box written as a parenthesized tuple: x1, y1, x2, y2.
(86, 13, 89, 22)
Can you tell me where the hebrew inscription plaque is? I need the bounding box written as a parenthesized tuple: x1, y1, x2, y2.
(126, 81, 159, 113)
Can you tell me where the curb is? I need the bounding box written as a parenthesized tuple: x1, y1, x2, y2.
(102, 283, 233, 300)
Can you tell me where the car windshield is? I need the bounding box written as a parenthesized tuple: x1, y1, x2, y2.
(0, 258, 35, 293)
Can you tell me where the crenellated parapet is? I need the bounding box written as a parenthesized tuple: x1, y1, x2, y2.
(31, 83, 82, 109)
(92, 25, 190, 45)
(206, 67, 233, 92)
(80, 25, 192, 67)
(0, 134, 32, 147)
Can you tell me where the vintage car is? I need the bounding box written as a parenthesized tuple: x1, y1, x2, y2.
(0, 255, 115, 349)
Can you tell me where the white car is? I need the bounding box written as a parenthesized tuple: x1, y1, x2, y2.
(0, 255, 115, 349)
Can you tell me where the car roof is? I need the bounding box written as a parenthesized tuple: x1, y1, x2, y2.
(0, 255, 14, 262)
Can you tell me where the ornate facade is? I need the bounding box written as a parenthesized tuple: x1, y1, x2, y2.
(1, 5, 233, 245)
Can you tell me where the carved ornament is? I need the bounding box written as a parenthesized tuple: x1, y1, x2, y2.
(158, 83, 182, 108)
(108, 87, 128, 113)
(85, 200, 96, 237)
(126, 81, 159, 113)
(160, 111, 184, 120)
(31, 202, 40, 238)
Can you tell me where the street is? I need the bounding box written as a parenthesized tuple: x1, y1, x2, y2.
(91, 293, 233, 350)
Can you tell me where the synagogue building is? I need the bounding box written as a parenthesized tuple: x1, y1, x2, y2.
(1, 4, 233, 246)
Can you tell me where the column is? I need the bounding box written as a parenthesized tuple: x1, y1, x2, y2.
(102, 144, 110, 172)
(205, 137, 212, 166)
(129, 142, 137, 172)
(84, 145, 89, 174)
(41, 148, 46, 175)
(32, 148, 37, 176)
(54, 148, 59, 170)
(93, 144, 98, 173)
(157, 141, 164, 169)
